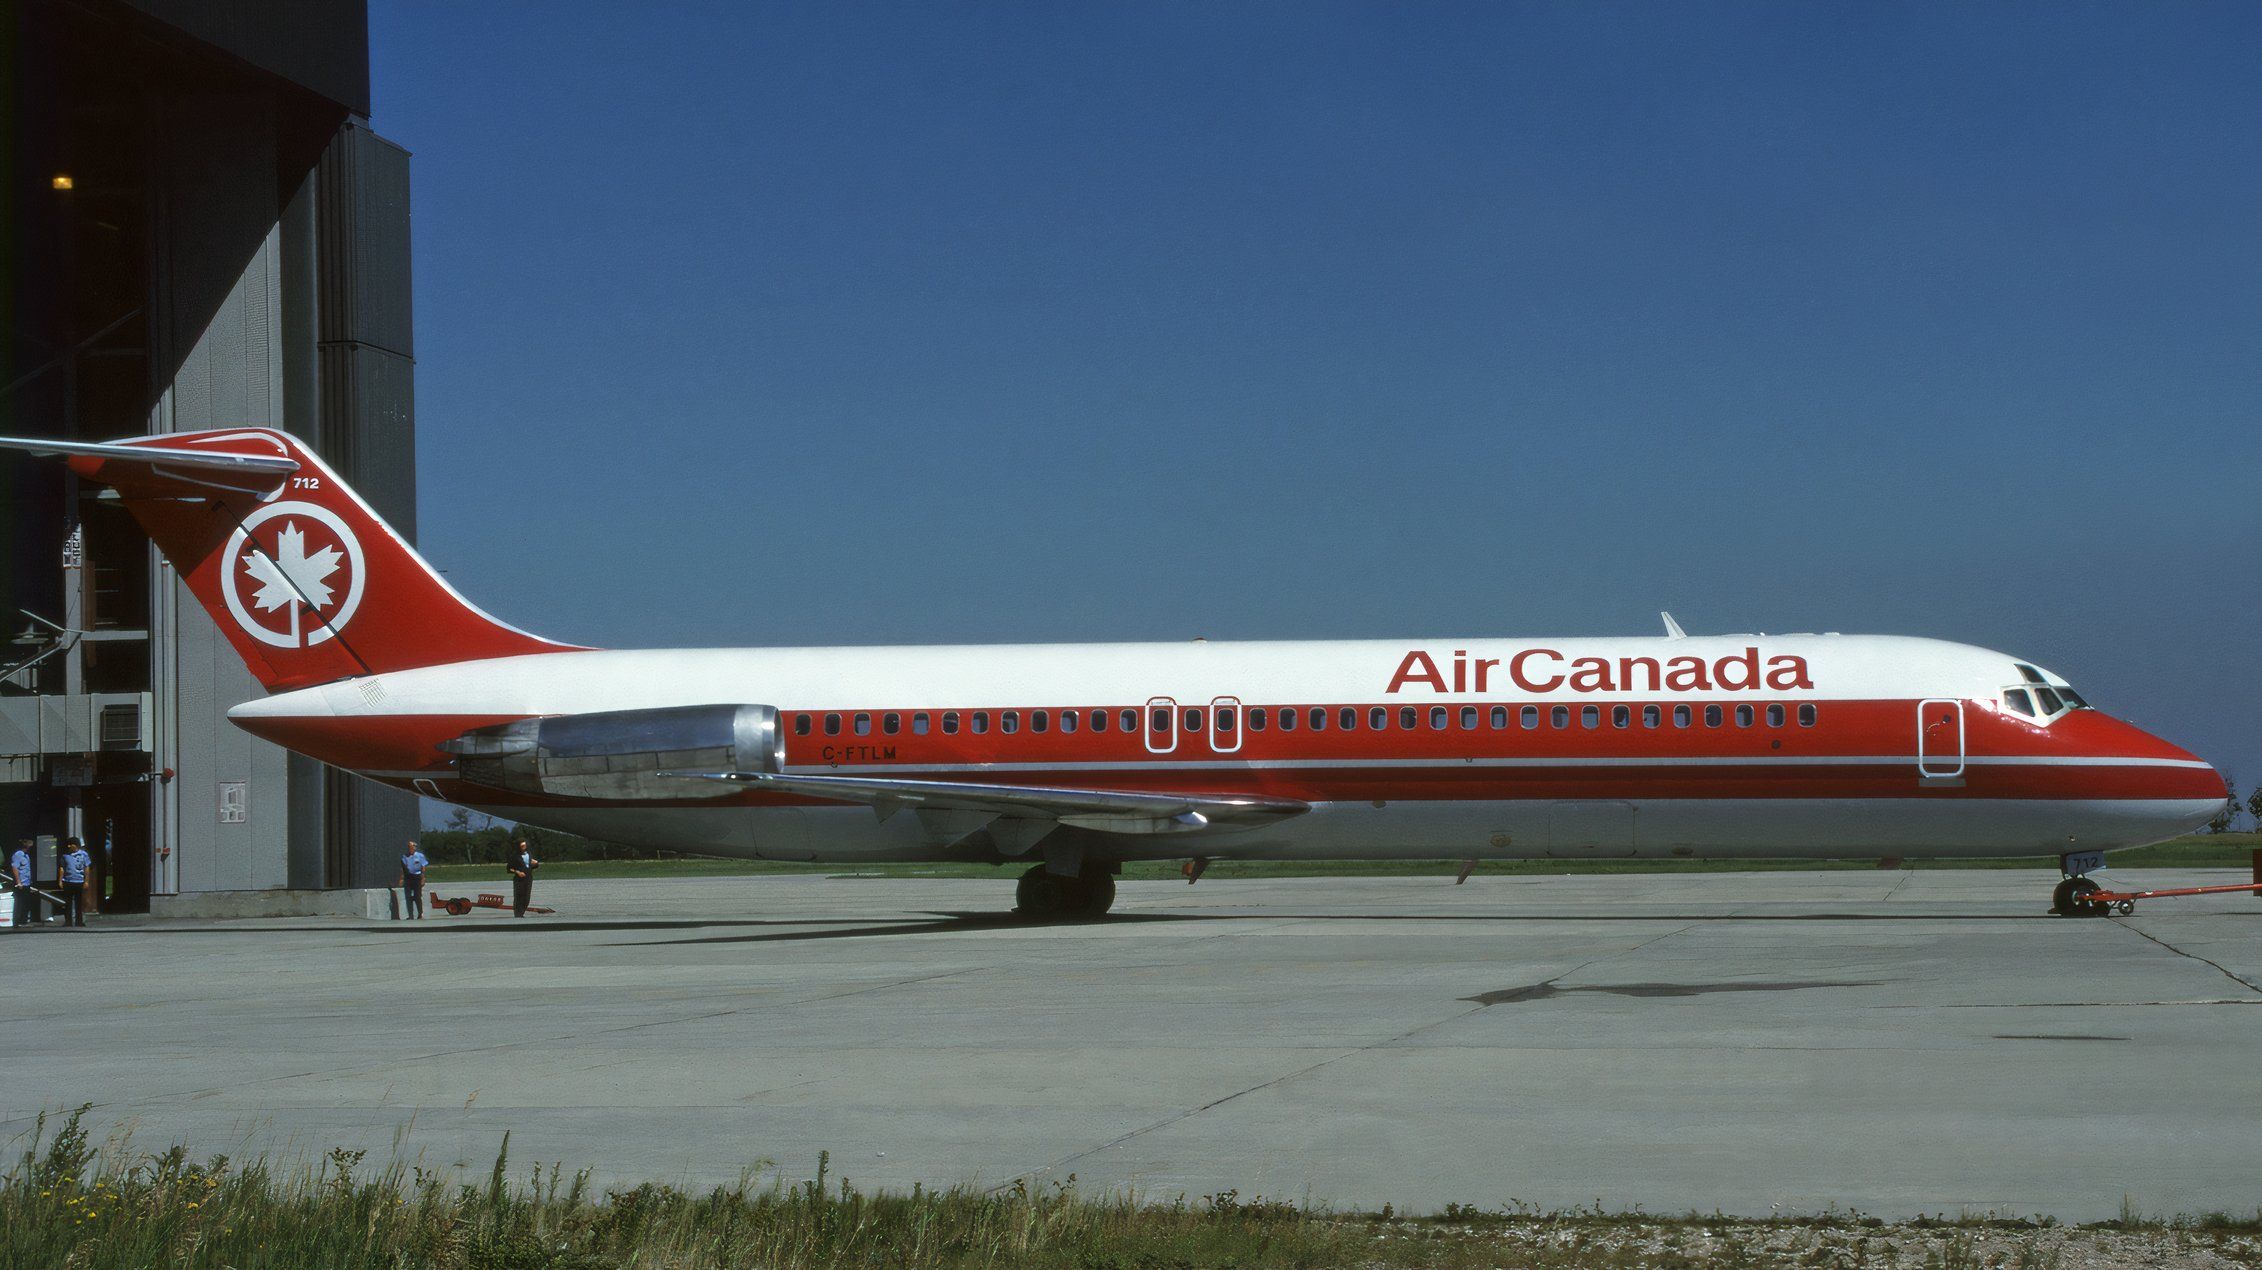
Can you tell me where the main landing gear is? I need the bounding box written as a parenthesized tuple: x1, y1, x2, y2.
(1014, 863, 1116, 921)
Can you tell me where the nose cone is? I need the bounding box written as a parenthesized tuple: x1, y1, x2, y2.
(2048, 711, 2228, 844)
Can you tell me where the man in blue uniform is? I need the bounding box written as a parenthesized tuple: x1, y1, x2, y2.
(9, 838, 36, 928)
(58, 836, 91, 927)
(398, 839, 430, 920)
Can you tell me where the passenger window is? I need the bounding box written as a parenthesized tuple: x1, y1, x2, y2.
(1343, 708, 1360, 730)
(1090, 709, 1108, 732)
(1151, 708, 1171, 734)
(1704, 705, 1723, 727)
(912, 713, 930, 735)
(1278, 708, 1296, 731)
(1370, 707, 1388, 730)
(1459, 705, 1479, 729)
(883, 712, 900, 735)
(1735, 705, 1754, 727)
(1611, 705, 1630, 729)
(1521, 705, 1540, 730)
(1641, 705, 1660, 728)
(1214, 707, 1235, 732)
(1766, 705, 1784, 727)
(1430, 706, 1449, 730)
(971, 711, 989, 734)
(1002, 711, 1020, 734)
(1400, 706, 1419, 730)
(1552, 705, 1570, 729)
(1490, 705, 1509, 729)
(794, 714, 811, 736)
(1248, 707, 1267, 731)
(1797, 703, 1816, 727)
(1183, 708, 1205, 732)
(1582, 705, 1601, 729)
(1060, 710, 1078, 734)
(1672, 705, 1691, 728)
(824, 713, 841, 736)
(1121, 709, 1139, 732)
(1314, 707, 1332, 731)
(1031, 710, 1048, 733)
(854, 713, 871, 735)
(2004, 689, 2035, 717)
(2035, 687, 2065, 714)
(942, 712, 960, 735)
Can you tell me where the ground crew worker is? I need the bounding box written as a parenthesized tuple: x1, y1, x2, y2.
(398, 839, 429, 919)
(507, 838, 540, 917)
(58, 836, 91, 928)
(9, 838, 35, 928)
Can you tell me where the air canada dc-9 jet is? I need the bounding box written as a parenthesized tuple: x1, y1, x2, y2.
(1, 428, 2227, 920)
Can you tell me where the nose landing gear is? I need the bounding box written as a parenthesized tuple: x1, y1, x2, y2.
(2052, 849, 2109, 918)
(2050, 875, 2109, 918)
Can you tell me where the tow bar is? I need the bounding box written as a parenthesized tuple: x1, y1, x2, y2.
(2078, 881, 2262, 918)
(427, 891, 554, 917)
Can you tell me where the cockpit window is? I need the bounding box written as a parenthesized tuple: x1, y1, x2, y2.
(2001, 665, 2093, 724)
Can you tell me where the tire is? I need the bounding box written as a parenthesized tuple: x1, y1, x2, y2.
(2051, 878, 2078, 916)
(1069, 874, 1116, 919)
(1015, 866, 1065, 919)
(2066, 876, 2105, 918)
(1015, 867, 1114, 921)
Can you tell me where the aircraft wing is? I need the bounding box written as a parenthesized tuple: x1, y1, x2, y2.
(663, 769, 1307, 850)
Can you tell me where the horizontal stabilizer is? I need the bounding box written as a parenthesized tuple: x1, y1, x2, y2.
(0, 433, 299, 496)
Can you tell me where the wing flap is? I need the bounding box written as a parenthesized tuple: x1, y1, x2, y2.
(663, 769, 1308, 836)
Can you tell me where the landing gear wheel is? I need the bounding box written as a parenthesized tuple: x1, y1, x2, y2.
(1014, 866, 1116, 921)
(2057, 876, 2106, 919)
(1068, 874, 1115, 920)
(1015, 867, 1066, 919)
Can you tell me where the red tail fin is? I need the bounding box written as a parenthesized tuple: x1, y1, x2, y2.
(10, 427, 580, 691)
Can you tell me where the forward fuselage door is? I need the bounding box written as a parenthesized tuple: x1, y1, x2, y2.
(1917, 698, 1965, 784)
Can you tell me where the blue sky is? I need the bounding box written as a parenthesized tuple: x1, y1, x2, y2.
(370, 2, 2260, 791)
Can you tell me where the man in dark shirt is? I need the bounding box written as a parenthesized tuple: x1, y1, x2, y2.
(398, 839, 429, 920)
(507, 838, 540, 917)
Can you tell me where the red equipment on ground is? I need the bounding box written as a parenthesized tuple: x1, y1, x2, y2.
(427, 891, 554, 917)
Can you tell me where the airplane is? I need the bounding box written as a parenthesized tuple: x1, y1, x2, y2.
(0, 427, 2228, 920)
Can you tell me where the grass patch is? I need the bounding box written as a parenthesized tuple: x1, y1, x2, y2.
(9, 1110, 2260, 1268)
(427, 833, 2262, 884)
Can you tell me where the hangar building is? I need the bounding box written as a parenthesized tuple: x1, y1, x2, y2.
(2, 0, 418, 911)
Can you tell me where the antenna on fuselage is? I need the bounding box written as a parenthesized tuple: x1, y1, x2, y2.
(1660, 611, 1688, 639)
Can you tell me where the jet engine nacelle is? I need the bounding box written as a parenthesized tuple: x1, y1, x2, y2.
(440, 703, 783, 800)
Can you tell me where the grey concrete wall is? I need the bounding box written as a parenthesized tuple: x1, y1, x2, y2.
(149, 95, 297, 896)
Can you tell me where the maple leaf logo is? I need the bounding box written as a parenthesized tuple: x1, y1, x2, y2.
(243, 521, 344, 614)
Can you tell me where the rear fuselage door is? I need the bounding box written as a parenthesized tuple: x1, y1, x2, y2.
(1145, 696, 1177, 754)
(1210, 696, 1242, 754)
